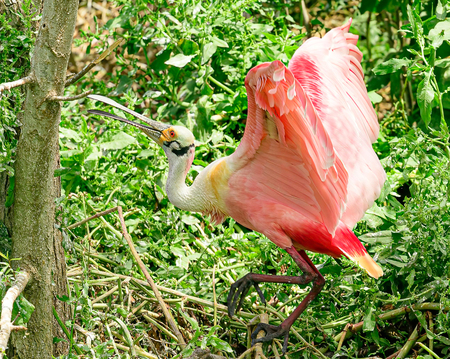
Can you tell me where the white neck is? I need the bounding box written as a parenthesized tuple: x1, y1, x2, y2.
(163, 147, 208, 213)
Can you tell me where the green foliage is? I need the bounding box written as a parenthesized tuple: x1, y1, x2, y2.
(1, 0, 450, 357)
(371, 2, 450, 129)
(56, 0, 450, 357)
(0, 0, 37, 176)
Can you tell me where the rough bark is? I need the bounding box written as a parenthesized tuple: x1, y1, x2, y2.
(51, 158, 70, 356)
(10, 1, 78, 358)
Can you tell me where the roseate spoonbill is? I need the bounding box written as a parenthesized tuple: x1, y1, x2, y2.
(88, 19, 385, 352)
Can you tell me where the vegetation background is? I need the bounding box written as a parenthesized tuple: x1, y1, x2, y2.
(1, 0, 450, 358)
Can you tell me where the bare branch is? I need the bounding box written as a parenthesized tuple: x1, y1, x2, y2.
(0, 75, 34, 94)
(67, 206, 118, 229)
(0, 271, 30, 357)
(48, 89, 93, 102)
(117, 206, 187, 350)
(65, 38, 126, 87)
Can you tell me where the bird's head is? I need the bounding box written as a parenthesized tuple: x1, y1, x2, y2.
(87, 95, 195, 172)
(156, 125, 195, 160)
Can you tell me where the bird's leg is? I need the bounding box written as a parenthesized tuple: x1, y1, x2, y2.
(227, 272, 312, 317)
(247, 247, 324, 354)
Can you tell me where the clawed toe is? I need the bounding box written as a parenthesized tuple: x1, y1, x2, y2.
(227, 274, 266, 317)
(251, 323, 290, 354)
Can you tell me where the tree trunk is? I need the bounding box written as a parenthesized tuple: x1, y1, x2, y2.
(10, 1, 78, 357)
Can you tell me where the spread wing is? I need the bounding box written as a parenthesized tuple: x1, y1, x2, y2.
(288, 19, 386, 227)
(230, 60, 348, 236)
(228, 20, 385, 235)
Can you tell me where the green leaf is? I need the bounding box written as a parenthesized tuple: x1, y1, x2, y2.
(360, 0, 379, 13)
(85, 146, 102, 161)
(5, 176, 14, 208)
(362, 306, 376, 332)
(368, 91, 383, 104)
(179, 39, 199, 55)
(53, 337, 68, 344)
(100, 131, 136, 150)
(436, 0, 447, 20)
(165, 53, 196, 68)
(181, 214, 200, 225)
(201, 43, 217, 65)
(111, 75, 133, 96)
(150, 47, 172, 71)
(54, 167, 72, 177)
(407, 5, 423, 41)
(12, 295, 35, 325)
(436, 58, 450, 68)
(60, 127, 82, 142)
(250, 23, 273, 35)
(372, 58, 413, 75)
(211, 36, 228, 48)
(428, 19, 450, 48)
(362, 213, 384, 229)
(417, 72, 435, 126)
(406, 269, 416, 289)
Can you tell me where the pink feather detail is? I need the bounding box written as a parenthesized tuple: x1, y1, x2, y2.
(223, 20, 384, 277)
(287, 18, 386, 228)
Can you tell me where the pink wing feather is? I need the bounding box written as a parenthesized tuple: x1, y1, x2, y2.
(229, 19, 385, 235)
(231, 60, 348, 236)
(288, 19, 386, 227)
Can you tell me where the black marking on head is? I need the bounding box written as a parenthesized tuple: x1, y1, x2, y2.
(172, 143, 195, 157)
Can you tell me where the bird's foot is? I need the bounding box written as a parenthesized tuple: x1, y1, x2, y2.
(251, 323, 290, 354)
(227, 273, 266, 317)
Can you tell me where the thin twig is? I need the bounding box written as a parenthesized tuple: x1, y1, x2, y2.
(272, 340, 282, 359)
(254, 313, 268, 359)
(105, 322, 120, 357)
(92, 285, 118, 304)
(0, 75, 34, 93)
(117, 206, 186, 349)
(114, 342, 157, 359)
(236, 346, 256, 359)
(74, 324, 96, 348)
(336, 323, 350, 351)
(417, 342, 442, 359)
(385, 334, 427, 359)
(0, 271, 30, 358)
(90, 268, 256, 319)
(65, 38, 125, 87)
(334, 303, 450, 343)
(52, 306, 83, 355)
(213, 264, 217, 327)
(396, 325, 419, 359)
(428, 311, 434, 352)
(108, 314, 136, 357)
(67, 206, 118, 229)
(48, 89, 93, 102)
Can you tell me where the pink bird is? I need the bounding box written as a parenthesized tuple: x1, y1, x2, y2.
(89, 19, 385, 352)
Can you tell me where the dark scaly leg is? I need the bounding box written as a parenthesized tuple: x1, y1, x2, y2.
(227, 246, 324, 354)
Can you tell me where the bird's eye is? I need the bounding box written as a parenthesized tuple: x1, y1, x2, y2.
(169, 130, 176, 138)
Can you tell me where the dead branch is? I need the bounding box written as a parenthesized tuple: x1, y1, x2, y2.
(67, 206, 118, 229)
(117, 206, 187, 350)
(0, 271, 30, 357)
(65, 38, 125, 87)
(48, 89, 93, 102)
(0, 75, 34, 93)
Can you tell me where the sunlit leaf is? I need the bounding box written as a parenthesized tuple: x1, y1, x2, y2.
(165, 53, 196, 68)
(417, 71, 435, 126)
(201, 43, 217, 64)
(100, 131, 136, 150)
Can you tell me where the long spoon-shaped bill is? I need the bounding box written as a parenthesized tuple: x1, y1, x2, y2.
(88, 95, 170, 143)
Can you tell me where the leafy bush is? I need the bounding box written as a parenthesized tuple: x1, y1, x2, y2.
(1, 0, 450, 357)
